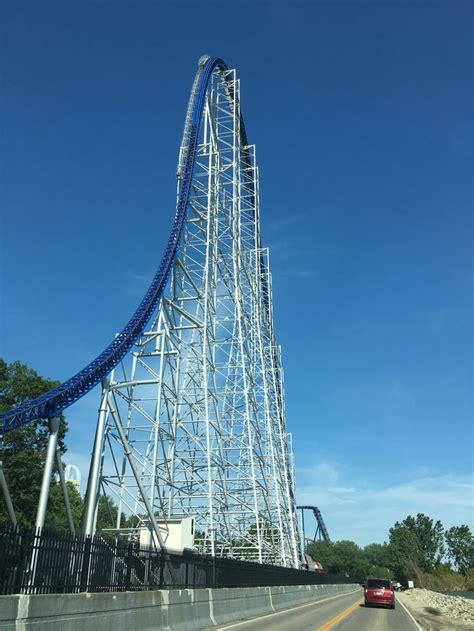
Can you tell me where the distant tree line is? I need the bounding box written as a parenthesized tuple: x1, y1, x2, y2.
(306, 513, 473, 589)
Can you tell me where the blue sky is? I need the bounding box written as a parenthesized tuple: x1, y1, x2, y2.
(1, 1, 472, 545)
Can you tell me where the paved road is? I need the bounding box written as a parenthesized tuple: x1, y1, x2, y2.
(213, 589, 420, 630)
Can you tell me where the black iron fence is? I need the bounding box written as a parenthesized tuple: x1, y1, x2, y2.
(0, 525, 353, 595)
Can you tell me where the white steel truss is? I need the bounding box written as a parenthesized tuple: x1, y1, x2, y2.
(83, 66, 302, 567)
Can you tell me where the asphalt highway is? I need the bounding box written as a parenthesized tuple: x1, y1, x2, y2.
(212, 589, 420, 630)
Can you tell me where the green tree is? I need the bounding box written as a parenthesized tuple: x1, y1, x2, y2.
(445, 525, 474, 576)
(363, 543, 391, 569)
(95, 494, 137, 532)
(0, 359, 68, 528)
(388, 524, 422, 584)
(45, 482, 84, 533)
(362, 543, 393, 580)
(395, 513, 444, 572)
(306, 540, 335, 571)
(96, 494, 121, 531)
(367, 565, 393, 580)
(330, 540, 365, 577)
(307, 539, 369, 582)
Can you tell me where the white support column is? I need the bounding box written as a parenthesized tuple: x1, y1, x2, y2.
(0, 460, 17, 528)
(34, 416, 60, 532)
(202, 97, 216, 556)
(82, 383, 110, 537)
(231, 76, 262, 563)
(56, 446, 75, 534)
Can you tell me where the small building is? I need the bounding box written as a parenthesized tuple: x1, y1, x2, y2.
(139, 516, 195, 553)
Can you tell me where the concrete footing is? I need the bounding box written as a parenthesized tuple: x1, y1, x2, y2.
(0, 583, 359, 630)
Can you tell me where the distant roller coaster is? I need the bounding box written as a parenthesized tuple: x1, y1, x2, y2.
(0, 56, 304, 568)
(298, 505, 331, 543)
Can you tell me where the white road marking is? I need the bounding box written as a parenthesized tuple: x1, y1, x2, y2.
(211, 588, 361, 630)
(396, 595, 424, 630)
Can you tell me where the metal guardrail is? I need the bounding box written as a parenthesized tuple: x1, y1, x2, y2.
(0, 526, 354, 595)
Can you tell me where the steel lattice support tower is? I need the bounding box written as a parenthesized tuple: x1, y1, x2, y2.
(81, 59, 302, 567)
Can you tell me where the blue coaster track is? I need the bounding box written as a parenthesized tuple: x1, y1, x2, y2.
(1, 55, 260, 435)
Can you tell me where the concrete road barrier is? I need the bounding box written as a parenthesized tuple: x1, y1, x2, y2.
(0, 583, 360, 630)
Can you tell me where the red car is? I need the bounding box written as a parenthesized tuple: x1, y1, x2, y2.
(364, 578, 395, 609)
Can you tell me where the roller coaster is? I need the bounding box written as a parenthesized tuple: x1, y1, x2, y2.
(1, 57, 236, 433)
(0, 56, 328, 569)
(298, 505, 331, 543)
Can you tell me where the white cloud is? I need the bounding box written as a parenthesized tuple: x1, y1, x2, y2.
(296, 461, 473, 546)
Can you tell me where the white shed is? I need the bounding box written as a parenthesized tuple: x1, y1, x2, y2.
(139, 516, 196, 553)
